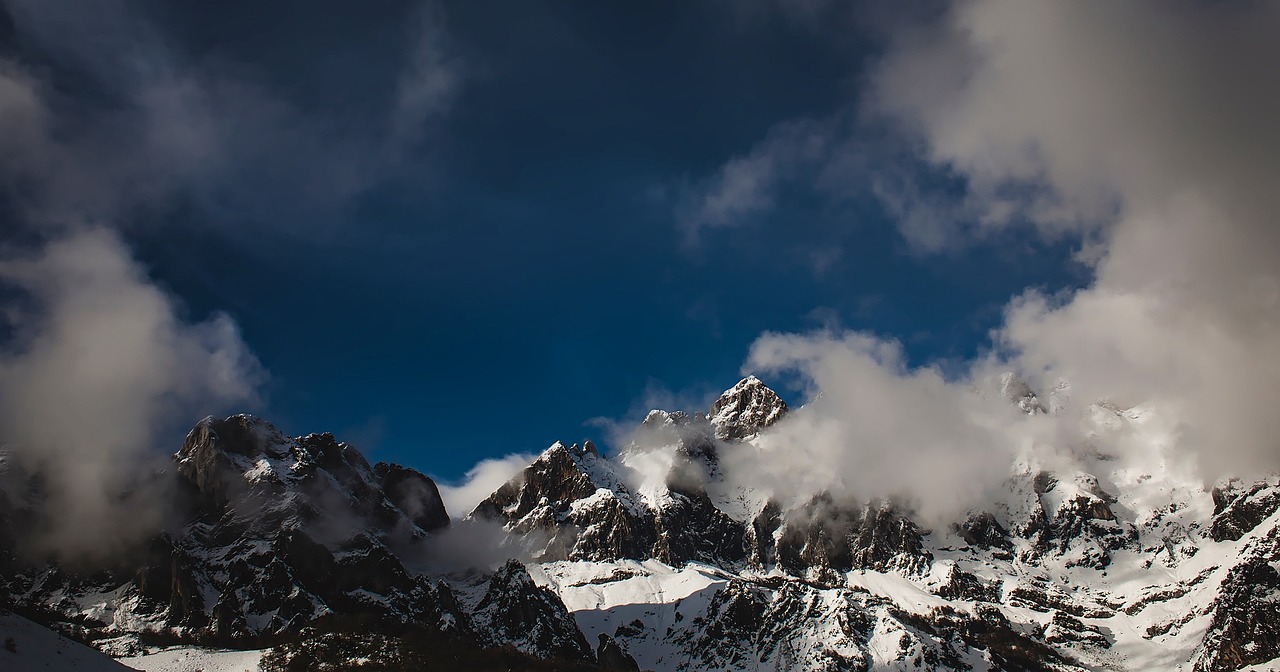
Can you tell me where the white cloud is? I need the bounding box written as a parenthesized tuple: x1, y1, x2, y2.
(729, 330, 1045, 525)
(390, 3, 462, 149)
(693, 0, 1280, 515)
(436, 452, 536, 520)
(867, 0, 1280, 478)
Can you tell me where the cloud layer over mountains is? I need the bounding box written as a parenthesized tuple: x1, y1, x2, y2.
(693, 0, 1280, 518)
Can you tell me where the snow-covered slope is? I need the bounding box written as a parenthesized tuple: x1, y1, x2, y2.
(119, 647, 264, 672)
(0, 611, 263, 672)
(0, 611, 134, 671)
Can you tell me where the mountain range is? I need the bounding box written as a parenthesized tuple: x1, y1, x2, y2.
(1, 376, 1278, 671)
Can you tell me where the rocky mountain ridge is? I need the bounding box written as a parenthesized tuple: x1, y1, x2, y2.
(0, 414, 611, 669)
(0, 376, 1278, 671)
(473, 377, 1280, 672)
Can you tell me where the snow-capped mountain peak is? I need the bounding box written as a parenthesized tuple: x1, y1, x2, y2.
(709, 375, 789, 440)
(5, 385, 1280, 671)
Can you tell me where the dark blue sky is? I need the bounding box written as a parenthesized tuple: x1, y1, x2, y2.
(1, 0, 1086, 484)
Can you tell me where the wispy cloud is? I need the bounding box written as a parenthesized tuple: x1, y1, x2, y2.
(674, 119, 835, 246)
(0, 0, 463, 234)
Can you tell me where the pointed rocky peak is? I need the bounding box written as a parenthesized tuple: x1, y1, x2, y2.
(774, 493, 932, 577)
(708, 375, 789, 441)
(539, 439, 590, 461)
(597, 633, 641, 671)
(469, 441, 606, 523)
(472, 559, 594, 661)
(529, 440, 606, 475)
(487, 557, 537, 592)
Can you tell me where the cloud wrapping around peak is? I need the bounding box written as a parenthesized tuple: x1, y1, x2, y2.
(685, 0, 1280, 515)
(732, 331, 1046, 524)
(874, 0, 1280, 478)
(436, 452, 537, 520)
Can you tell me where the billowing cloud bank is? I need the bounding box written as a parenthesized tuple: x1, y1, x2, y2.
(701, 0, 1280, 518)
(0, 228, 264, 558)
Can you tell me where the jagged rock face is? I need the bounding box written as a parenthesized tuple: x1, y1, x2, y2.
(568, 494, 657, 563)
(488, 377, 1280, 671)
(549, 562, 1062, 672)
(674, 579, 774, 670)
(934, 565, 1000, 603)
(747, 499, 783, 568)
(471, 379, 788, 572)
(470, 559, 593, 661)
(709, 375, 789, 441)
(1210, 477, 1280, 542)
(955, 512, 1012, 553)
(471, 437, 752, 569)
(175, 415, 434, 543)
(596, 633, 640, 671)
(776, 494, 932, 578)
(652, 485, 749, 567)
(1, 416, 612, 667)
(5, 375, 1280, 671)
(2, 415, 508, 657)
(472, 442, 599, 525)
(471, 442, 657, 562)
(1043, 611, 1110, 647)
(1011, 470, 1136, 569)
(1195, 527, 1280, 672)
(129, 415, 467, 644)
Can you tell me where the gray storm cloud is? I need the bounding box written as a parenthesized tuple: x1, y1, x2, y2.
(690, 0, 1280, 518)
